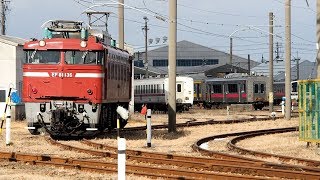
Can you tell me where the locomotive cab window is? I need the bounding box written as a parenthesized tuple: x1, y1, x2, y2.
(65, 51, 103, 65)
(25, 50, 60, 64)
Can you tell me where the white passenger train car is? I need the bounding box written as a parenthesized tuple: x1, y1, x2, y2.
(134, 76, 194, 111)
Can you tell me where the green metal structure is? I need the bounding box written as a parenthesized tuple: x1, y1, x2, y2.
(298, 79, 320, 143)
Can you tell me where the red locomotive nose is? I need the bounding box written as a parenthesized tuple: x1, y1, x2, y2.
(32, 88, 38, 94)
(87, 89, 93, 95)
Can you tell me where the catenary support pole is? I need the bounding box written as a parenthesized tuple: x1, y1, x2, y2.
(168, 0, 177, 133)
(247, 54, 251, 74)
(146, 109, 152, 147)
(229, 37, 233, 64)
(118, 0, 124, 49)
(118, 138, 126, 180)
(285, 0, 291, 120)
(269, 12, 274, 113)
(317, 0, 320, 77)
(143, 16, 149, 78)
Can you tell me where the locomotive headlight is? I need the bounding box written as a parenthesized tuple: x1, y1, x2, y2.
(40, 103, 46, 112)
(80, 41, 87, 48)
(87, 89, 93, 95)
(39, 40, 46, 47)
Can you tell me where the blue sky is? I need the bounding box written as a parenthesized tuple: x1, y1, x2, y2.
(6, 0, 316, 63)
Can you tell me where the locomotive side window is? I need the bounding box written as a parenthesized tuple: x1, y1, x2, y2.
(228, 84, 238, 93)
(25, 50, 60, 64)
(65, 51, 103, 64)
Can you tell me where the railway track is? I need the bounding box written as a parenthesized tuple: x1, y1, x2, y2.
(193, 127, 320, 176)
(0, 114, 306, 179)
(119, 113, 296, 132)
(227, 128, 320, 167)
(44, 131, 320, 179)
(0, 150, 263, 179)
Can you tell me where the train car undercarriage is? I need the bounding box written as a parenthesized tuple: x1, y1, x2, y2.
(26, 102, 128, 139)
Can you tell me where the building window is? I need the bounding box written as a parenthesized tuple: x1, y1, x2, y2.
(152, 59, 219, 67)
(153, 59, 168, 66)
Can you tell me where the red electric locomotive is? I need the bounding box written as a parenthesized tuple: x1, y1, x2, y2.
(23, 20, 131, 138)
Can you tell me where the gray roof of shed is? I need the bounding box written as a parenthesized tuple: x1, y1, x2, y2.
(0, 35, 27, 46)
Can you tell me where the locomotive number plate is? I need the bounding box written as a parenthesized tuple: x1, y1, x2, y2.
(51, 72, 73, 78)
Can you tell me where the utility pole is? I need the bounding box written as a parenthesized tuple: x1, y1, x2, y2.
(142, 16, 149, 78)
(317, 0, 320, 77)
(285, 0, 291, 120)
(168, 0, 177, 133)
(118, 0, 124, 49)
(229, 37, 233, 64)
(295, 52, 300, 80)
(1, 0, 9, 35)
(247, 54, 251, 74)
(268, 12, 274, 113)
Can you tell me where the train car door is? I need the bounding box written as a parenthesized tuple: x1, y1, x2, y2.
(253, 82, 265, 100)
(194, 82, 200, 102)
(225, 81, 239, 104)
(206, 83, 211, 102)
(239, 81, 246, 103)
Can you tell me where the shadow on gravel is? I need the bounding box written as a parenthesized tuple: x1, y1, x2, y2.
(95, 128, 191, 140)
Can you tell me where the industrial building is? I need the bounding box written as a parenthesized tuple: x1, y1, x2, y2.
(133, 40, 260, 78)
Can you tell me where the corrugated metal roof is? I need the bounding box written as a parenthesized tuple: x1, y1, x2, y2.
(136, 40, 260, 71)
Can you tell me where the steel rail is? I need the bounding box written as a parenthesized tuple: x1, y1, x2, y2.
(227, 128, 320, 167)
(0, 151, 261, 180)
(47, 137, 320, 179)
(193, 127, 320, 178)
(119, 114, 298, 132)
